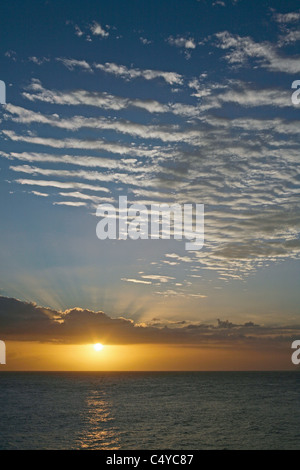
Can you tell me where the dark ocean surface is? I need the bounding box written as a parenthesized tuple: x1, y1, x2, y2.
(0, 371, 299, 449)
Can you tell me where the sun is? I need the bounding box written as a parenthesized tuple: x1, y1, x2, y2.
(93, 343, 104, 352)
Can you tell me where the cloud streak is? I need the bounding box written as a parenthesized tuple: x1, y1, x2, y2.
(215, 31, 300, 73)
(22, 80, 201, 117)
(54, 58, 183, 85)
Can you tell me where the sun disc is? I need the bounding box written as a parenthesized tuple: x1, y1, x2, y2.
(94, 343, 104, 352)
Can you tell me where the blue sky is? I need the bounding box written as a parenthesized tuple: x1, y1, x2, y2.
(0, 0, 299, 335)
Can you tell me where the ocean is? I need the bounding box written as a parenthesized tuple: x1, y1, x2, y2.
(0, 371, 299, 450)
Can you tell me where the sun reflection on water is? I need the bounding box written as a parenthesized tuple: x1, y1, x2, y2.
(78, 390, 120, 450)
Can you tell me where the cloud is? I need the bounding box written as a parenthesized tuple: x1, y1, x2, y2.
(10, 164, 118, 187)
(53, 201, 87, 207)
(4, 50, 17, 61)
(201, 81, 293, 109)
(140, 37, 152, 45)
(28, 56, 49, 65)
(278, 30, 300, 46)
(28, 59, 184, 85)
(154, 289, 206, 298)
(31, 191, 48, 197)
(0, 150, 141, 172)
(73, 24, 84, 37)
(165, 254, 193, 263)
(14, 179, 111, 193)
(2, 129, 167, 158)
(58, 192, 114, 204)
(0, 296, 299, 347)
(167, 36, 196, 49)
(213, 1, 225, 6)
(3, 105, 204, 144)
(56, 58, 93, 72)
(167, 36, 197, 59)
(66, 20, 110, 41)
(215, 31, 300, 73)
(94, 61, 184, 85)
(90, 21, 109, 37)
(22, 80, 202, 117)
(141, 275, 176, 283)
(273, 10, 300, 24)
(121, 278, 152, 285)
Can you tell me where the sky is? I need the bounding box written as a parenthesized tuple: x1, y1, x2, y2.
(0, 0, 299, 370)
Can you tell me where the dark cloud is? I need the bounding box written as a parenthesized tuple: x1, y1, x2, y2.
(0, 296, 299, 348)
